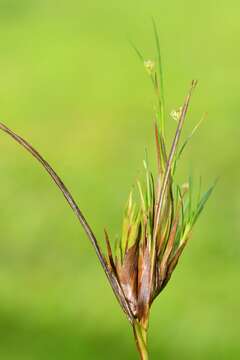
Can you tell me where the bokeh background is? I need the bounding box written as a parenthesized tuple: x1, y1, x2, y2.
(0, 1, 239, 359)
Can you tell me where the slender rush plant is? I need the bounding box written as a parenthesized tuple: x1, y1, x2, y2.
(0, 24, 215, 360)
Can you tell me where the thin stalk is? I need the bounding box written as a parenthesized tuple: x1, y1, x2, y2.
(0, 122, 134, 323)
(152, 18, 165, 139)
(154, 80, 197, 241)
(133, 321, 149, 360)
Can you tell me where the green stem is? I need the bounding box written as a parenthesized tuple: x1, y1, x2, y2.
(133, 321, 149, 360)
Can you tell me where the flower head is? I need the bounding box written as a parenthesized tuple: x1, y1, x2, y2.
(170, 106, 183, 122)
(144, 60, 155, 75)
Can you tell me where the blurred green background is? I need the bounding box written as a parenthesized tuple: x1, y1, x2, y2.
(0, 0, 239, 359)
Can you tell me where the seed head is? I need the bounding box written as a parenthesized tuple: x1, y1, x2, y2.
(144, 60, 155, 75)
(170, 106, 183, 122)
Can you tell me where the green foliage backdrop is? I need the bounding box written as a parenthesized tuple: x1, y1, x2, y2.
(0, 1, 239, 359)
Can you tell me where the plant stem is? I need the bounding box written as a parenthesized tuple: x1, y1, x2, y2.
(133, 321, 149, 360)
(0, 122, 135, 323)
